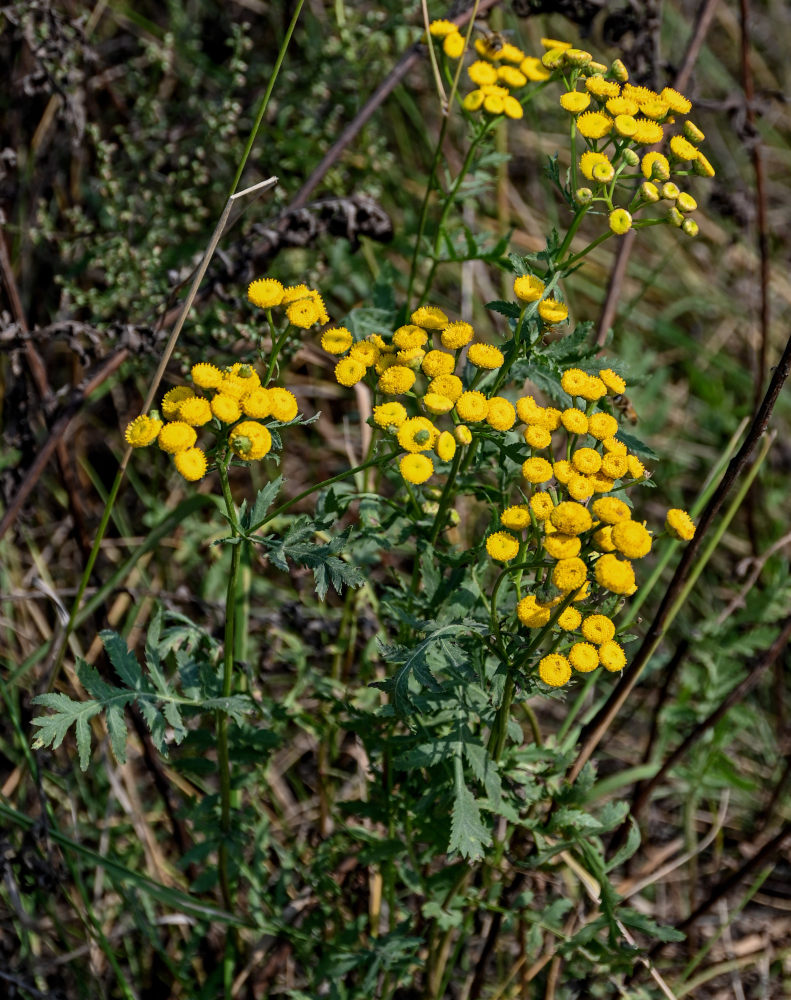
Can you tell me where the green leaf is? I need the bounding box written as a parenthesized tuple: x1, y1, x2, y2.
(486, 299, 521, 320)
(448, 757, 492, 860)
(244, 476, 283, 531)
(101, 629, 147, 693)
(30, 691, 103, 771)
(617, 429, 660, 461)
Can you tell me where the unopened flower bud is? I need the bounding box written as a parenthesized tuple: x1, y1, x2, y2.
(621, 147, 639, 167)
(611, 59, 628, 82)
(661, 181, 680, 200)
(676, 191, 697, 213)
(575, 186, 593, 204)
(683, 120, 705, 144)
(682, 218, 699, 237)
(668, 206, 684, 227)
(640, 181, 660, 202)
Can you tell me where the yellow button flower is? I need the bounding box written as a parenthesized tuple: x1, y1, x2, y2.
(501, 505, 531, 530)
(377, 365, 416, 394)
(336, 357, 367, 387)
(543, 532, 581, 559)
(174, 447, 208, 482)
(440, 323, 474, 350)
(125, 414, 163, 448)
(591, 497, 631, 524)
(467, 343, 505, 369)
(269, 388, 298, 422)
(322, 327, 354, 355)
(428, 374, 463, 402)
(599, 640, 627, 672)
(158, 421, 197, 454)
(486, 531, 520, 562)
(486, 396, 516, 431)
(161, 386, 195, 420)
(517, 595, 551, 628)
(435, 431, 456, 462)
(248, 277, 284, 309)
(229, 421, 272, 461)
(411, 305, 448, 329)
(456, 391, 488, 422)
(552, 557, 588, 592)
(178, 396, 212, 427)
(522, 457, 553, 484)
(400, 453, 434, 484)
(191, 362, 223, 389)
(537, 298, 568, 324)
(612, 520, 652, 558)
(513, 274, 545, 302)
(594, 553, 636, 594)
(569, 642, 599, 673)
(398, 417, 438, 453)
(550, 501, 593, 535)
(666, 508, 695, 540)
(538, 653, 572, 687)
(581, 614, 616, 645)
(373, 401, 408, 430)
(211, 394, 241, 424)
(421, 350, 456, 378)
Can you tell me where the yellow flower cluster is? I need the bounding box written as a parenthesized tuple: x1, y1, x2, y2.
(124, 361, 300, 481)
(479, 365, 656, 685)
(527, 37, 713, 237)
(321, 304, 518, 486)
(427, 19, 545, 120)
(248, 278, 329, 328)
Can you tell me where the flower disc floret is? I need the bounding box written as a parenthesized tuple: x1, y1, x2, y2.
(571, 447, 602, 475)
(601, 453, 628, 479)
(498, 65, 527, 88)
(538, 653, 571, 687)
(423, 393, 454, 416)
(522, 457, 553, 484)
(162, 386, 195, 420)
(552, 557, 588, 591)
(229, 421, 272, 461)
(335, 356, 366, 387)
(456, 391, 488, 422)
(599, 369, 626, 394)
(373, 401, 407, 430)
(612, 520, 652, 558)
(378, 365, 416, 394)
(569, 642, 599, 673)
(599, 640, 627, 672)
(125, 415, 163, 448)
(550, 501, 593, 535)
(158, 421, 197, 454)
(595, 553, 636, 594)
(442, 31, 465, 58)
(428, 374, 463, 402)
(322, 327, 353, 355)
(591, 497, 631, 524)
(609, 209, 632, 235)
(468, 60, 498, 86)
(632, 118, 663, 144)
(411, 305, 448, 329)
(666, 508, 695, 540)
(514, 274, 545, 301)
(524, 425, 552, 449)
(436, 431, 456, 462)
(486, 396, 516, 431)
(398, 417, 438, 453)
(529, 492, 554, 521)
(468, 343, 504, 369)
(421, 350, 456, 378)
(538, 298, 568, 324)
(579, 151, 612, 182)
(486, 531, 520, 562)
(248, 277, 284, 309)
(441, 322, 474, 350)
(501, 505, 531, 530)
(191, 363, 223, 389)
(269, 388, 299, 422)
(211, 394, 241, 423)
(400, 453, 433, 484)
(561, 369, 589, 397)
(553, 460, 573, 484)
(660, 87, 692, 114)
(393, 325, 428, 350)
(174, 447, 208, 482)
(576, 111, 612, 139)
(581, 614, 616, 645)
(560, 91, 591, 113)
(286, 298, 321, 328)
(178, 396, 212, 427)
(242, 388, 272, 419)
(588, 412, 619, 439)
(558, 606, 582, 631)
(544, 532, 581, 559)
(561, 408, 588, 435)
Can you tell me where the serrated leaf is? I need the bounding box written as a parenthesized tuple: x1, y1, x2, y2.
(246, 476, 283, 531)
(463, 739, 502, 806)
(606, 816, 641, 872)
(448, 758, 492, 860)
(101, 630, 147, 693)
(30, 691, 103, 770)
(486, 299, 521, 319)
(616, 429, 659, 460)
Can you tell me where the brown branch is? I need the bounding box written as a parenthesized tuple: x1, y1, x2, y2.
(567, 326, 791, 785)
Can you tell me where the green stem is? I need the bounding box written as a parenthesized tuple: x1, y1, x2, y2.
(428, 447, 463, 545)
(216, 459, 243, 921)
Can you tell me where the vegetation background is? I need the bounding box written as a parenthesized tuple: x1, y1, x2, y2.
(1, 0, 790, 997)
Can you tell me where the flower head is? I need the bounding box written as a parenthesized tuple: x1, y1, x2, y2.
(538, 298, 568, 324)
(441, 322, 474, 350)
(428, 374, 463, 402)
(522, 457, 553, 484)
(178, 396, 212, 427)
(595, 553, 636, 594)
(174, 447, 208, 482)
(125, 415, 163, 448)
(539, 653, 572, 687)
(242, 388, 272, 419)
(373, 401, 408, 431)
(377, 365, 416, 395)
(569, 642, 599, 673)
(544, 532, 581, 559)
(591, 497, 631, 524)
(467, 343, 504, 369)
(456, 391, 489, 422)
(248, 277, 284, 309)
(421, 350, 456, 378)
(550, 501, 593, 536)
(211, 394, 242, 424)
(161, 386, 195, 420)
(322, 327, 354, 355)
(666, 508, 695, 540)
(599, 640, 627, 672)
(486, 396, 516, 431)
(552, 557, 588, 591)
(400, 453, 433, 484)
(513, 274, 546, 302)
(191, 363, 223, 389)
(581, 614, 616, 645)
(501, 505, 531, 530)
(158, 421, 197, 454)
(436, 431, 456, 462)
(576, 111, 612, 139)
(229, 421, 272, 461)
(398, 417, 438, 453)
(486, 531, 520, 561)
(611, 520, 652, 558)
(269, 388, 298, 422)
(411, 305, 448, 330)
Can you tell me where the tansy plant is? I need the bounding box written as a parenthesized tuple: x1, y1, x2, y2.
(30, 22, 715, 999)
